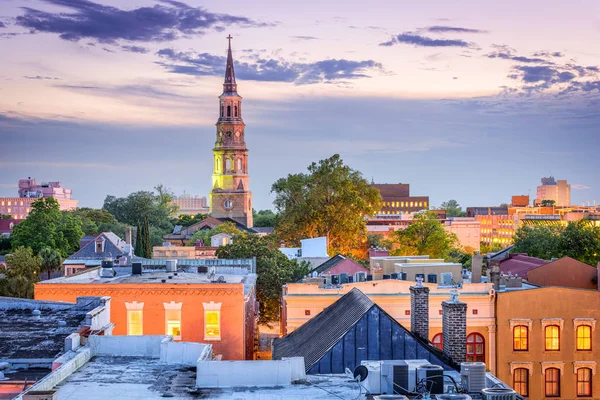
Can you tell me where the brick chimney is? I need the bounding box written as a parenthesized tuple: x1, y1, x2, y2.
(442, 290, 467, 364)
(410, 277, 430, 340)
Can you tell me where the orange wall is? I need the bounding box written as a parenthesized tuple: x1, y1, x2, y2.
(35, 283, 248, 360)
(497, 287, 600, 399)
(527, 259, 598, 290)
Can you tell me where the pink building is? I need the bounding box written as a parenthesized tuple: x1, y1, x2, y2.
(0, 178, 78, 220)
(443, 217, 481, 252)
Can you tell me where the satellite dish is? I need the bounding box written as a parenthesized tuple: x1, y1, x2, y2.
(353, 365, 369, 382)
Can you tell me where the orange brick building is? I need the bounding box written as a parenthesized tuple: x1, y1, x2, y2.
(35, 265, 257, 360)
(496, 287, 600, 399)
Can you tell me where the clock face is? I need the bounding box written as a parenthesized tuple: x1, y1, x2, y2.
(224, 200, 233, 210)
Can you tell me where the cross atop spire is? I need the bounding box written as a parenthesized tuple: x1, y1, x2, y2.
(223, 34, 237, 93)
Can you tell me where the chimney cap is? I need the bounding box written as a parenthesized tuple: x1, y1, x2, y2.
(449, 290, 460, 303)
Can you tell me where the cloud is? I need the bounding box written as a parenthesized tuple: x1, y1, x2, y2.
(0, 22, 5, 28)
(425, 26, 487, 34)
(15, 0, 271, 43)
(290, 36, 318, 41)
(24, 75, 60, 80)
(532, 51, 564, 58)
(156, 48, 384, 84)
(572, 184, 591, 190)
(120, 45, 149, 53)
(381, 33, 472, 48)
(486, 48, 548, 63)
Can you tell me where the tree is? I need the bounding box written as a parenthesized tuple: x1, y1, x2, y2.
(540, 199, 556, 207)
(3, 276, 35, 299)
(187, 222, 241, 246)
(40, 247, 62, 280)
(390, 211, 459, 259)
(272, 154, 381, 260)
(253, 209, 277, 228)
(5, 246, 41, 282)
(134, 222, 143, 257)
(480, 242, 503, 254)
(513, 221, 600, 265)
(175, 213, 209, 227)
(10, 198, 83, 258)
(439, 199, 466, 217)
(64, 208, 128, 237)
(103, 187, 176, 246)
(216, 234, 310, 324)
(143, 218, 152, 258)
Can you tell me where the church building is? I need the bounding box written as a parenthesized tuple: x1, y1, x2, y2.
(209, 36, 253, 228)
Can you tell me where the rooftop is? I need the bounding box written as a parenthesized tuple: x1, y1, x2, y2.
(499, 253, 547, 277)
(52, 356, 364, 399)
(0, 297, 102, 360)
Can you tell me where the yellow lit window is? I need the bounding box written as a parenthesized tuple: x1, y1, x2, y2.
(424, 202, 428, 207)
(576, 325, 591, 350)
(7, 201, 11, 206)
(410, 202, 414, 207)
(166, 309, 182, 340)
(205, 311, 221, 340)
(545, 325, 560, 351)
(7, 208, 11, 213)
(127, 310, 143, 336)
(577, 368, 592, 397)
(513, 325, 528, 351)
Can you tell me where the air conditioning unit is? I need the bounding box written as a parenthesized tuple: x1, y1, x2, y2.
(460, 362, 487, 393)
(381, 360, 430, 395)
(481, 388, 517, 400)
(361, 360, 382, 394)
(354, 271, 367, 282)
(416, 364, 444, 395)
(435, 395, 472, 400)
(374, 396, 409, 400)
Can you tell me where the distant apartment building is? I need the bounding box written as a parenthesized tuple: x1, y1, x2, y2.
(371, 183, 429, 216)
(511, 195, 529, 207)
(0, 178, 78, 220)
(536, 176, 571, 206)
(443, 217, 481, 252)
(171, 194, 210, 216)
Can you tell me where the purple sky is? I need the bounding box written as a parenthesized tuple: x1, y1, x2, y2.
(0, 0, 599, 210)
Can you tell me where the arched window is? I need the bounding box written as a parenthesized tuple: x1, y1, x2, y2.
(545, 367, 560, 397)
(237, 158, 242, 172)
(513, 368, 529, 397)
(225, 158, 232, 171)
(545, 325, 560, 351)
(220, 104, 224, 117)
(513, 325, 529, 351)
(234, 105, 238, 117)
(577, 368, 592, 397)
(432, 333, 443, 350)
(466, 333, 485, 362)
(227, 105, 231, 117)
(577, 325, 592, 351)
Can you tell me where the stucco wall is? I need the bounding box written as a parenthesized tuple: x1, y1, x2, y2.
(35, 283, 248, 360)
(496, 287, 600, 399)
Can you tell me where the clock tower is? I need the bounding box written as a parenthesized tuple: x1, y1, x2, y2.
(209, 35, 253, 227)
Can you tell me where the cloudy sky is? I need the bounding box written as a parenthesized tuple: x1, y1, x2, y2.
(1, 0, 599, 210)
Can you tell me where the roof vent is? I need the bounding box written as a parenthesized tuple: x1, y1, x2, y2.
(58, 321, 67, 327)
(161, 279, 167, 283)
(0, 372, 8, 381)
(168, 276, 173, 279)
(166, 259, 177, 272)
(32, 309, 41, 318)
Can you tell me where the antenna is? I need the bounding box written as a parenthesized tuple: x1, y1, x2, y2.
(352, 365, 369, 382)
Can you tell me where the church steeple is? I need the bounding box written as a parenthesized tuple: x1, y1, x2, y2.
(223, 34, 237, 94)
(209, 35, 253, 228)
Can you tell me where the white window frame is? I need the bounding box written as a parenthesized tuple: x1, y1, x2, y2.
(203, 301, 222, 341)
(125, 301, 144, 336)
(164, 301, 183, 340)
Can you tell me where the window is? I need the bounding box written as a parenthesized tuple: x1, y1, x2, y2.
(427, 273, 437, 284)
(220, 104, 224, 117)
(234, 105, 238, 117)
(513, 325, 529, 351)
(545, 368, 560, 397)
(432, 333, 443, 350)
(545, 325, 560, 351)
(203, 301, 222, 341)
(125, 301, 144, 335)
(466, 333, 485, 362)
(513, 368, 529, 397)
(127, 310, 143, 336)
(227, 105, 231, 117)
(166, 309, 181, 339)
(577, 325, 592, 350)
(577, 368, 592, 397)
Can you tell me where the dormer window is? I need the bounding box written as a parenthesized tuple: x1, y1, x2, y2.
(95, 238, 105, 253)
